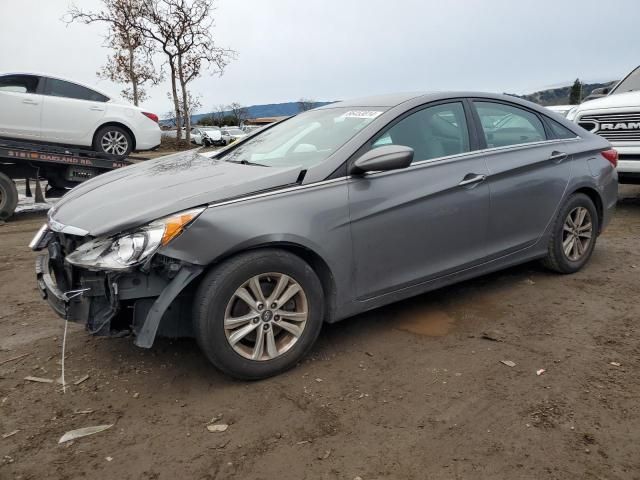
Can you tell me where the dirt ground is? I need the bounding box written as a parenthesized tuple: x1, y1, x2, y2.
(1, 186, 639, 480)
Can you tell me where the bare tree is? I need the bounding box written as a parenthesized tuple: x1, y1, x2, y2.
(227, 102, 249, 125)
(177, 90, 202, 128)
(65, 0, 161, 106)
(297, 98, 316, 112)
(132, 0, 236, 144)
(210, 104, 227, 126)
(97, 34, 162, 105)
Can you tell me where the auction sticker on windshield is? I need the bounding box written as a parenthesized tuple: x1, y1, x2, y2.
(341, 110, 383, 119)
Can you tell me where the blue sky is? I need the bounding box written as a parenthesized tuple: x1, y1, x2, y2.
(1, 0, 638, 116)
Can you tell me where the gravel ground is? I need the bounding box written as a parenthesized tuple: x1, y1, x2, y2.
(0, 186, 639, 480)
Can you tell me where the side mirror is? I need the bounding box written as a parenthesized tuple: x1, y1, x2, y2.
(350, 145, 414, 175)
(602, 87, 610, 94)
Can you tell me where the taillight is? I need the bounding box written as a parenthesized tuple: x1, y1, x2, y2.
(142, 112, 159, 123)
(601, 148, 618, 168)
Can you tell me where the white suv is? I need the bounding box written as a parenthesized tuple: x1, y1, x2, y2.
(0, 73, 161, 158)
(567, 65, 640, 184)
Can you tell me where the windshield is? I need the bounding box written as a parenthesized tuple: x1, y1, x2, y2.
(219, 107, 385, 168)
(612, 65, 640, 94)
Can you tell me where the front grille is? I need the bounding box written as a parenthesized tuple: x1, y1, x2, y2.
(578, 112, 640, 142)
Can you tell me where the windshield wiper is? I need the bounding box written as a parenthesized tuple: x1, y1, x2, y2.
(226, 159, 269, 167)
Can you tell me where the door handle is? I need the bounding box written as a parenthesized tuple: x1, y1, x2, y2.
(89, 106, 105, 111)
(22, 99, 38, 105)
(549, 151, 568, 163)
(458, 173, 486, 187)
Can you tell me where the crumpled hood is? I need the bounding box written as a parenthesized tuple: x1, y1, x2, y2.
(51, 150, 302, 237)
(576, 90, 640, 112)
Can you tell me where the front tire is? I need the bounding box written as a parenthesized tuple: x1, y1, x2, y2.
(93, 126, 133, 159)
(542, 193, 599, 274)
(193, 249, 325, 380)
(0, 172, 18, 221)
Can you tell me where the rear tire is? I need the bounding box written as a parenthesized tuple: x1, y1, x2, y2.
(93, 126, 133, 159)
(0, 172, 18, 221)
(193, 249, 325, 380)
(542, 193, 599, 274)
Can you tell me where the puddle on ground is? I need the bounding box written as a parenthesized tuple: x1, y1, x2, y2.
(392, 300, 456, 337)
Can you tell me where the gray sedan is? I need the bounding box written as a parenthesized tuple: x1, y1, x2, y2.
(31, 92, 618, 379)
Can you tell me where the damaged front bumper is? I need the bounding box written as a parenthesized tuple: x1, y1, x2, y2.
(35, 247, 203, 348)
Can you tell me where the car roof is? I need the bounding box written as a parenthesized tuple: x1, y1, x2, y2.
(0, 71, 113, 100)
(316, 92, 426, 109)
(317, 91, 548, 110)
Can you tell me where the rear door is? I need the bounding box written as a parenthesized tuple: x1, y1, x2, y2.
(471, 100, 573, 258)
(348, 100, 491, 299)
(0, 74, 43, 140)
(40, 78, 108, 145)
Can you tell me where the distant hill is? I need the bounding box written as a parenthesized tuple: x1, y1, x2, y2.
(164, 82, 621, 127)
(507, 81, 617, 106)
(185, 101, 335, 125)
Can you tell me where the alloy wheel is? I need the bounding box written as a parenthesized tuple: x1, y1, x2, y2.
(101, 131, 129, 156)
(562, 206, 592, 261)
(223, 273, 308, 361)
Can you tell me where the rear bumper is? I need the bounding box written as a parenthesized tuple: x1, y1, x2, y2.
(608, 145, 640, 174)
(617, 159, 640, 174)
(134, 126, 162, 151)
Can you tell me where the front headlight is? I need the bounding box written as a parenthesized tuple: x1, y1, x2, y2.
(65, 207, 205, 270)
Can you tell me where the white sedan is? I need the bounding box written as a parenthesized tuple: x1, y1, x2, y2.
(0, 72, 161, 158)
(221, 127, 247, 145)
(190, 127, 225, 146)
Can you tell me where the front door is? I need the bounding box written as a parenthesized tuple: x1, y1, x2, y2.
(0, 74, 43, 140)
(348, 101, 491, 299)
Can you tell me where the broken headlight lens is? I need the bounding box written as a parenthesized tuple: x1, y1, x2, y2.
(65, 207, 205, 270)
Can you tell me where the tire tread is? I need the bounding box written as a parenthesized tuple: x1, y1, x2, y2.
(193, 249, 324, 380)
(542, 193, 598, 274)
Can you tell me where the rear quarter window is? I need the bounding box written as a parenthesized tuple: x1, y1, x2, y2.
(546, 118, 578, 139)
(45, 78, 109, 102)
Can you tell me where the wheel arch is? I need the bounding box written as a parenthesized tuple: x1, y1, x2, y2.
(571, 186, 604, 234)
(93, 122, 137, 151)
(199, 240, 338, 323)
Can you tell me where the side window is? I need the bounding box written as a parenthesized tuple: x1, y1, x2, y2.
(0, 75, 40, 94)
(45, 78, 109, 102)
(474, 101, 546, 148)
(372, 102, 470, 162)
(546, 118, 578, 139)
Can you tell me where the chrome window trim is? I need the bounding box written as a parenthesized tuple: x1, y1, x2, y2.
(361, 137, 581, 179)
(206, 137, 582, 208)
(207, 177, 348, 209)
